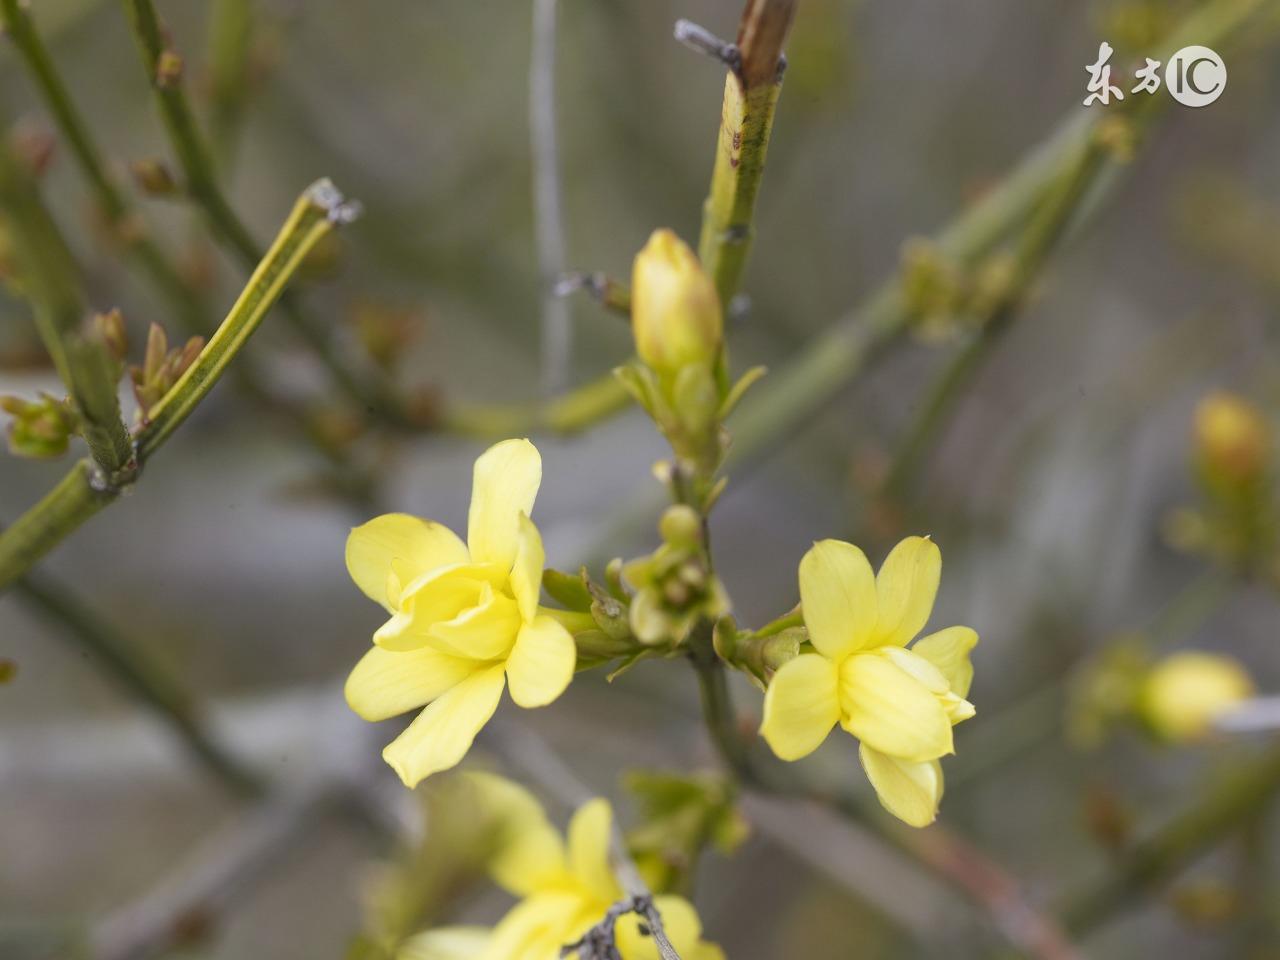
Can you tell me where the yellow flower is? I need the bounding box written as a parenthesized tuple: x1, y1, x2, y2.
(631, 229, 723, 376)
(344, 439, 576, 787)
(1139, 651, 1255, 743)
(398, 774, 723, 960)
(760, 536, 978, 827)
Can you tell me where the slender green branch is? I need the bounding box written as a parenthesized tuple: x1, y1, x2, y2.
(439, 370, 631, 438)
(0, 140, 135, 485)
(1059, 745, 1280, 936)
(137, 180, 356, 456)
(13, 571, 262, 798)
(205, 0, 254, 171)
(877, 3, 1264, 505)
(694, 0, 797, 304)
(118, 0, 399, 420)
(0, 179, 356, 592)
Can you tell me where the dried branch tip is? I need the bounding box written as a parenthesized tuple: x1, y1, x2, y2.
(305, 178, 362, 225)
(673, 20, 741, 72)
(736, 0, 797, 87)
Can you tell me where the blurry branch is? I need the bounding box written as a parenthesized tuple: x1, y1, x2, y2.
(12, 571, 262, 798)
(0, 140, 135, 486)
(0, 0, 212, 340)
(87, 778, 349, 960)
(881, 131, 1113, 501)
(439, 369, 632, 437)
(205, 0, 254, 171)
(0, 0, 366, 490)
(118, 0, 401, 421)
(0, 179, 356, 592)
(530, 0, 572, 395)
(688, 0, 797, 304)
(485, 720, 682, 960)
(879, 0, 1268, 505)
(1059, 745, 1280, 937)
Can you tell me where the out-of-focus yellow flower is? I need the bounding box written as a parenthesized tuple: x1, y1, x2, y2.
(344, 440, 575, 787)
(1194, 391, 1270, 486)
(1138, 651, 1255, 743)
(398, 775, 724, 960)
(761, 536, 978, 827)
(631, 229, 722, 376)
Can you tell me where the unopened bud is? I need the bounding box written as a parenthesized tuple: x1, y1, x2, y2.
(156, 49, 184, 87)
(659, 504, 702, 547)
(1, 392, 77, 458)
(130, 159, 178, 196)
(1138, 651, 1255, 743)
(631, 229, 722, 375)
(1194, 391, 1270, 486)
(93, 309, 129, 364)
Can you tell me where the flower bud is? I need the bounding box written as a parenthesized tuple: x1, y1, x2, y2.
(1, 392, 77, 459)
(1194, 392, 1270, 487)
(1138, 651, 1255, 743)
(631, 229, 722, 375)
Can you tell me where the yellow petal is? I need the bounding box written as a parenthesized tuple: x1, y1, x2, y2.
(859, 743, 943, 828)
(463, 772, 569, 896)
(505, 615, 576, 708)
(760, 653, 840, 761)
(510, 513, 546, 622)
(840, 652, 953, 762)
(568, 798, 623, 900)
(382, 665, 506, 787)
(347, 514, 469, 611)
(798, 539, 878, 659)
(398, 927, 491, 960)
(877, 646, 949, 693)
(467, 439, 542, 571)
(617, 895, 715, 960)
(874, 536, 941, 647)
(482, 892, 587, 960)
(376, 564, 501, 652)
(345, 645, 479, 722)
(426, 586, 522, 660)
(911, 625, 978, 698)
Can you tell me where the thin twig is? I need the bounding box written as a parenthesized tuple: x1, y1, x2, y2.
(0, 179, 357, 591)
(531, 0, 572, 395)
(118, 0, 399, 421)
(86, 779, 346, 960)
(11, 571, 262, 798)
(691, 0, 796, 305)
(1059, 745, 1280, 936)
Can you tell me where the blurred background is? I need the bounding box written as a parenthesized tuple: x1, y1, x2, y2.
(2, 0, 1280, 957)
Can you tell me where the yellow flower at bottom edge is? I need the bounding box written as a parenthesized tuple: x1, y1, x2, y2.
(760, 536, 978, 827)
(397, 774, 724, 960)
(344, 439, 576, 787)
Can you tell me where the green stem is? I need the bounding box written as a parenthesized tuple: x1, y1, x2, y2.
(0, 140, 135, 485)
(696, 0, 796, 305)
(14, 571, 263, 798)
(205, 0, 254, 171)
(0, 179, 354, 591)
(439, 371, 631, 438)
(119, 0, 399, 421)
